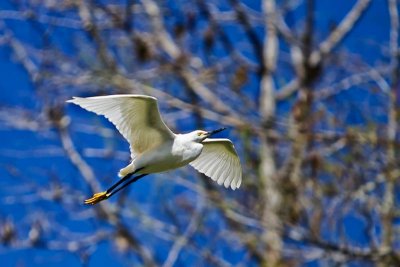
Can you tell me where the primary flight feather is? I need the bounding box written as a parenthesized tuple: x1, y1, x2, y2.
(67, 94, 242, 204)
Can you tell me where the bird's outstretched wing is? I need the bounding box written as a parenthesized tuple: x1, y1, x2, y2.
(190, 138, 242, 190)
(67, 95, 175, 158)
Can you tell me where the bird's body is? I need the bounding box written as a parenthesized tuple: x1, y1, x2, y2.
(119, 135, 203, 177)
(67, 94, 242, 204)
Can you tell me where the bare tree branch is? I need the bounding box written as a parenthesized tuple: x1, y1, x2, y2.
(310, 0, 372, 66)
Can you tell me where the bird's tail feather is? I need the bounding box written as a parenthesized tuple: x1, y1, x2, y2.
(118, 163, 135, 178)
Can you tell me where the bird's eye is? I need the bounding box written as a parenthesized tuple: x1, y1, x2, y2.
(197, 132, 202, 136)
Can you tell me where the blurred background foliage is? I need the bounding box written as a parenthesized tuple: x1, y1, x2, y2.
(0, 0, 399, 266)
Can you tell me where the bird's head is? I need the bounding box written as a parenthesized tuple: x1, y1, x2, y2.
(191, 127, 226, 142)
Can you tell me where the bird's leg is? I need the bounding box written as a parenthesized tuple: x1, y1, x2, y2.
(84, 168, 145, 205)
(106, 174, 148, 198)
(84, 174, 148, 204)
(105, 172, 135, 194)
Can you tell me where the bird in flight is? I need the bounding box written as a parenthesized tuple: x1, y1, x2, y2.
(67, 95, 242, 205)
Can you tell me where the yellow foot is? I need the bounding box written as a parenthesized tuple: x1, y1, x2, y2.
(84, 191, 110, 205)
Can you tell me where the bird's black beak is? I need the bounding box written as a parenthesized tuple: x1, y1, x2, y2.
(207, 127, 227, 137)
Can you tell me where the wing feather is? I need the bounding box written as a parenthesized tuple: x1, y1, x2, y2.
(224, 163, 234, 188)
(67, 95, 175, 158)
(190, 138, 242, 189)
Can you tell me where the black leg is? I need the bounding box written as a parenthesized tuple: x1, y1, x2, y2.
(107, 173, 148, 198)
(105, 167, 145, 194)
(84, 168, 147, 205)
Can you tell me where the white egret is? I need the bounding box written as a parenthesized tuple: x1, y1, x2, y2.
(67, 95, 242, 204)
